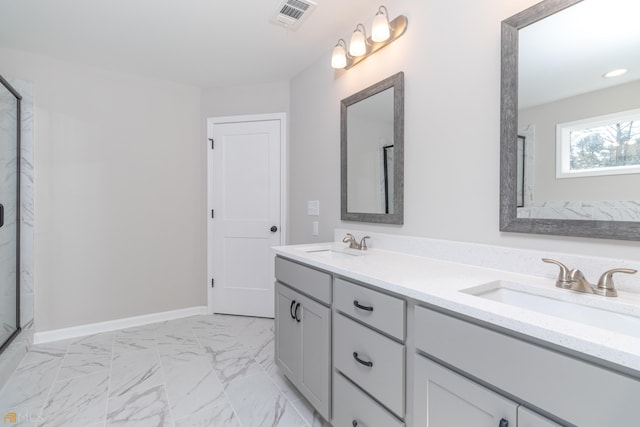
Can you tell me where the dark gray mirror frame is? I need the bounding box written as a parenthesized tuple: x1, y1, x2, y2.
(500, 0, 640, 241)
(341, 71, 404, 224)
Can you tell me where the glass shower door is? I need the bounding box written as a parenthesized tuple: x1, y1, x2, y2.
(0, 75, 20, 353)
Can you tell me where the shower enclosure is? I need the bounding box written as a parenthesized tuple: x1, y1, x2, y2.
(0, 74, 21, 354)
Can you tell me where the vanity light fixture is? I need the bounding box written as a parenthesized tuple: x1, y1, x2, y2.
(603, 68, 628, 79)
(331, 5, 408, 70)
(349, 24, 368, 57)
(371, 6, 391, 42)
(331, 39, 349, 69)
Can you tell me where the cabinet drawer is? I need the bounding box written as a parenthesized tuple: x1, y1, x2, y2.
(334, 277, 405, 340)
(415, 306, 640, 427)
(275, 256, 331, 304)
(334, 313, 405, 417)
(334, 372, 404, 427)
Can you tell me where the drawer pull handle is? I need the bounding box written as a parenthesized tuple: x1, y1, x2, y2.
(499, 419, 509, 427)
(353, 352, 373, 367)
(353, 300, 373, 312)
(290, 300, 296, 319)
(294, 303, 301, 322)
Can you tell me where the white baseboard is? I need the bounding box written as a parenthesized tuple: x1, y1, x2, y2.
(33, 306, 209, 345)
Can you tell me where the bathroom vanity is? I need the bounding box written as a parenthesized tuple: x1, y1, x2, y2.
(273, 242, 640, 427)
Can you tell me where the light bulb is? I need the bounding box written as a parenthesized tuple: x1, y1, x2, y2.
(349, 25, 367, 57)
(371, 8, 390, 42)
(331, 41, 347, 69)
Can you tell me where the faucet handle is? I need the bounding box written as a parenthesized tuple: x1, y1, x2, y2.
(542, 258, 573, 288)
(359, 236, 370, 251)
(596, 268, 637, 297)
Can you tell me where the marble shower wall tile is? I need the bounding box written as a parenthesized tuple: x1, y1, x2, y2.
(0, 80, 33, 391)
(11, 80, 34, 326)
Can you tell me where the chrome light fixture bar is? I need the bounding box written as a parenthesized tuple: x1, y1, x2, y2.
(331, 5, 408, 70)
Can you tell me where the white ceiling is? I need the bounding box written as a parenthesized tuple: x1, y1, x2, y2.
(0, 0, 377, 88)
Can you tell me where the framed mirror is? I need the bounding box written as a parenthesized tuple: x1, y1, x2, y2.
(341, 72, 404, 224)
(500, 0, 640, 240)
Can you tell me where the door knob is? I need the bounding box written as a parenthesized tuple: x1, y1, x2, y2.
(270, 225, 278, 232)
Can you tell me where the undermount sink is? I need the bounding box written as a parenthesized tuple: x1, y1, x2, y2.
(305, 247, 367, 259)
(461, 281, 640, 338)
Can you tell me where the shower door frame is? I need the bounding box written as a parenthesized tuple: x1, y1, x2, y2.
(0, 74, 21, 354)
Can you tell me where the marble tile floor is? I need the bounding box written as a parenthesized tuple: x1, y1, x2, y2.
(0, 314, 328, 427)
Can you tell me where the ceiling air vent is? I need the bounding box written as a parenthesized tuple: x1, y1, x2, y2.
(272, 0, 317, 29)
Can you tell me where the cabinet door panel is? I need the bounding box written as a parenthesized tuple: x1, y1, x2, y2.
(413, 354, 517, 427)
(275, 283, 301, 382)
(299, 293, 331, 420)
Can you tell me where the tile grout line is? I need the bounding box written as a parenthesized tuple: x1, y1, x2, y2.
(101, 332, 116, 427)
(252, 349, 313, 427)
(37, 338, 73, 424)
(192, 316, 246, 427)
(154, 321, 178, 427)
(241, 320, 313, 427)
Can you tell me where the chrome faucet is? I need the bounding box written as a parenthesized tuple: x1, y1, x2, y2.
(542, 258, 637, 297)
(342, 233, 370, 250)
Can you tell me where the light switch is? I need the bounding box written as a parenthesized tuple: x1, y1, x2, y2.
(313, 221, 319, 236)
(307, 200, 320, 216)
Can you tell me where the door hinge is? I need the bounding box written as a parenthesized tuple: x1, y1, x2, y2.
(209, 138, 214, 149)
(211, 278, 215, 288)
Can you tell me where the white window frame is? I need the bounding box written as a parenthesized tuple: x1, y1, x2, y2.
(556, 108, 640, 179)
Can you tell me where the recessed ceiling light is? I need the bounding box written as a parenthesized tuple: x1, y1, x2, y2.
(603, 68, 628, 79)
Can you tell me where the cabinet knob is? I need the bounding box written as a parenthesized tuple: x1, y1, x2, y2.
(352, 421, 358, 427)
(499, 418, 509, 427)
(270, 225, 278, 232)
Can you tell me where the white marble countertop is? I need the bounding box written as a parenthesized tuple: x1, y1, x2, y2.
(273, 243, 640, 373)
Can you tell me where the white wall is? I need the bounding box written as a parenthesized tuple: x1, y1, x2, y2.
(289, 0, 640, 259)
(519, 80, 640, 202)
(201, 81, 289, 119)
(0, 48, 205, 332)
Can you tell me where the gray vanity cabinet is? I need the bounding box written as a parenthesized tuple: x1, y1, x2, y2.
(333, 278, 407, 425)
(518, 408, 562, 427)
(274, 258, 332, 421)
(414, 306, 638, 427)
(413, 355, 518, 427)
(413, 355, 560, 427)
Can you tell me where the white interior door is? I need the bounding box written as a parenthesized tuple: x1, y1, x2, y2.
(207, 115, 284, 318)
